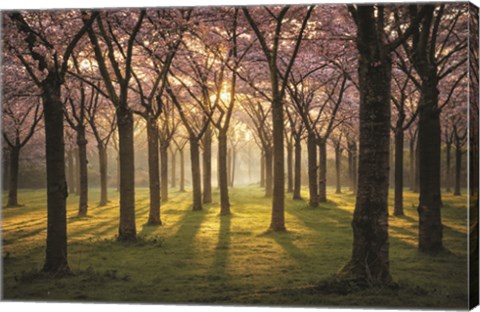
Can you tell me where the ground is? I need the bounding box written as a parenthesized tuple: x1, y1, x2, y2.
(1, 186, 469, 308)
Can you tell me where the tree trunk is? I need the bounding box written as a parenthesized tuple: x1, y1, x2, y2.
(77, 126, 88, 216)
(179, 148, 185, 192)
(117, 106, 136, 241)
(318, 139, 327, 202)
(230, 147, 236, 188)
(293, 136, 302, 200)
(417, 78, 443, 253)
(335, 144, 342, 194)
(171, 148, 176, 188)
(454, 143, 462, 196)
(42, 79, 69, 273)
(7, 146, 20, 207)
(260, 150, 265, 187)
(160, 141, 169, 203)
(190, 137, 202, 211)
(409, 137, 415, 191)
(147, 119, 161, 225)
(218, 131, 231, 215)
(270, 93, 285, 232)
(339, 7, 392, 284)
(202, 125, 212, 203)
(389, 142, 395, 187)
(307, 132, 318, 207)
(98, 144, 108, 206)
(446, 141, 452, 193)
(394, 128, 404, 216)
(74, 147, 80, 196)
(287, 140, 293, 193)
(67, 148, 75, 195)
(264, 147, 273, 197)
(3, 148, 10, 191)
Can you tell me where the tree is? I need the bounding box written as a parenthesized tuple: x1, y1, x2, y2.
(83, 10, 145, 240)
(243, 5, 314, 231)
(397, 4, 468, 252)
(5, 11, 97, 273)
(339, 4, 425, 284)
(2, 96, 43, 208)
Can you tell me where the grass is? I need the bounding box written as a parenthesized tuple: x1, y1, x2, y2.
(1, 186, 469, 308)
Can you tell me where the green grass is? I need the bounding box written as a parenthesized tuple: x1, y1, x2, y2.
(1, 186, 469, 308)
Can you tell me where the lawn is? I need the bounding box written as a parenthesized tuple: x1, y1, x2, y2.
(1, 186, 469, 308)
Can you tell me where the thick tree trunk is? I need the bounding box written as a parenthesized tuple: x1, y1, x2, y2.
(270, 94, 285, 232)
(117, 106, 136, 241)
(347, 141, 358, 194)
(202, 125, 212, 203)
(318, 139, 327, 202)
(171, 148, 176, 188)
(339, 7, 392, 284)
(417, 78, 443, 253)
(293, 136, 302, 200)
(264, 148, 273, 197)
(287, 141, 293, 193)
(454, 143, 462, 196)
(98, 145, 108, 206)
(147, 119, 161, 225)
(394, 128, 404, 216)
(218, 131, 231, 215)
(445, 142, 452, 193)
(160, 142, 169, 203)
(307, 132, 318, 207)
(77, 126, 88, 216)
(7, 146, 20, 207)
(179, 148, 185, 192)
(260, 150, 265, 187)
(190, 137, 202, 211)
(42, 80, 69, 273)
(335, 144, 342, 194)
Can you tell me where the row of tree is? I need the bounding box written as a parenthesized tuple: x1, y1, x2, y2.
(2, 4, 475, 285)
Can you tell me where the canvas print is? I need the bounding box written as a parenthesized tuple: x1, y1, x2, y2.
(1, 1, 478, 309)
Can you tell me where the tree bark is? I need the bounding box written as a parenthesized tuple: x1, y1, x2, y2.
(394, 127, 404, 216)
(417, 78, 443, 253)
(7, 146, 20, 207)
(287, 140, 293, 193)
(270, 93, 285, 232)
(42, 79, 69, 273)
(98, 144, 108, 206)
(190, 137, 202, 211)
(293, 135, 302, 199)
(454, 143, 462, 196)
(160, 141, 169, 203)
(218, 131, 231, 215)
(339, 6, 392, 284)
(264, 147, 273, 197)
(202, 125, 212, 203)
(318, 139, 327, 202)
(307, 132, 318, 207)
(147, 119, 161, 225)
(117, 106, 136, 241)
(335, 143, 342, 194)
(77, 126, 88, 216)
